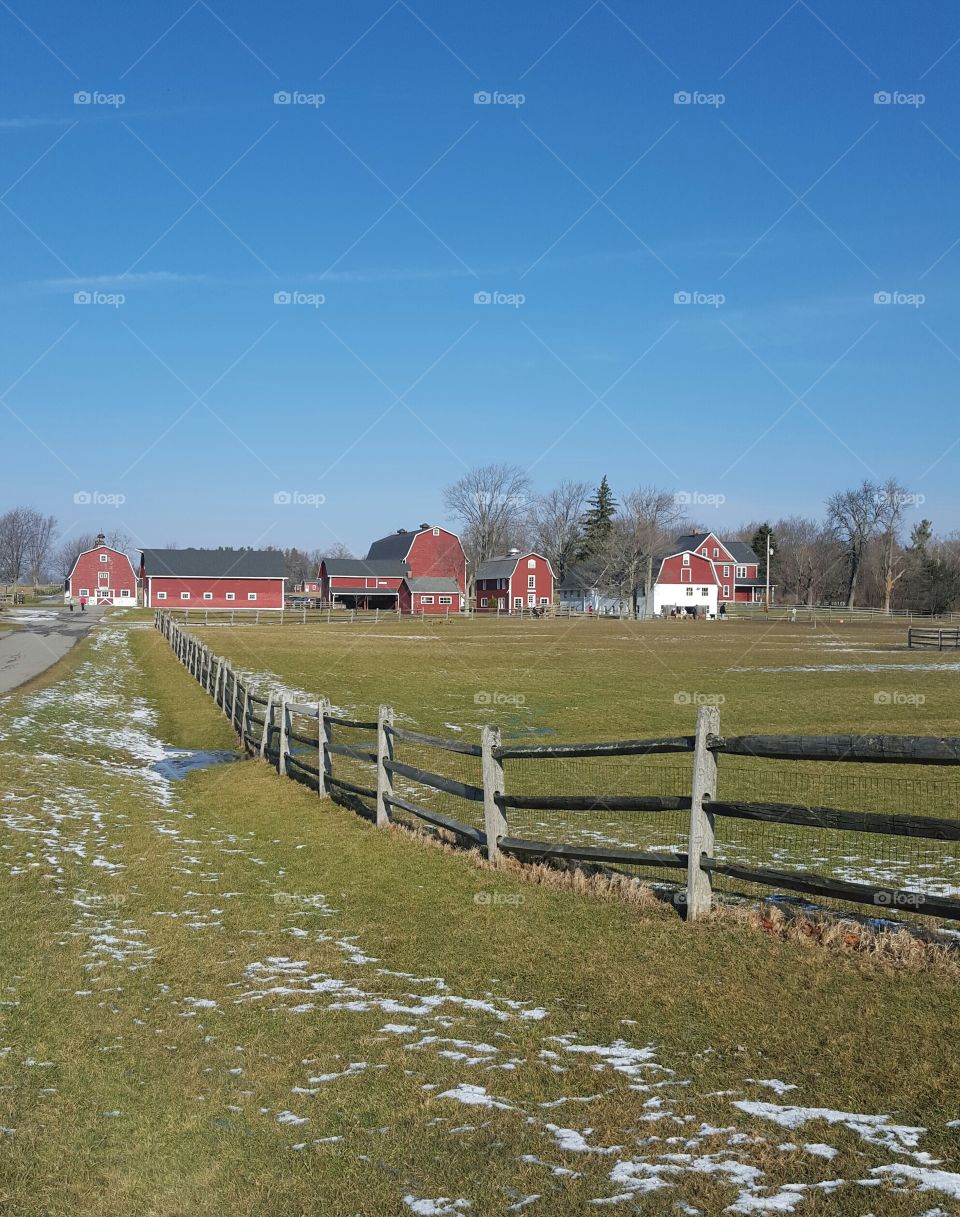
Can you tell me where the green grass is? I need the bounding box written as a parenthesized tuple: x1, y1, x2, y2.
(0, 618, 959, 1214)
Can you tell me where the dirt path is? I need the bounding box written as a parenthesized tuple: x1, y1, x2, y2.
(0, 606, 99, 695)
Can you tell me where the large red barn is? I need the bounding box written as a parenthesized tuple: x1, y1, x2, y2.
(65, 535, 138, 606)
(141, 548, 285, 610)
(366, 524, 467, 594)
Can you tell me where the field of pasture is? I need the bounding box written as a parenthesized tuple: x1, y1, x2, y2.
(188, 613, 960, 915)
(1, 618, 960, 1215)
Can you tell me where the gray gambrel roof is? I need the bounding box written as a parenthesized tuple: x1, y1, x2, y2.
(405, 577, 461, 594)
(322, 558, 408, 578)
(673, 534, 760, 565)
(365, 527, 430, 561)
(476, 556, 521, 580)
(141, 548, 285, 579)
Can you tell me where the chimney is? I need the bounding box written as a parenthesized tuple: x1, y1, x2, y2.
(419, 522, 430, 530)
(396, 528, 407, 535)
(95, 532, 106, 548)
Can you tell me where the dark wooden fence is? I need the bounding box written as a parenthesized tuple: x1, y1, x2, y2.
(908, 626, 960, 650)
(158, 612, 960, 925)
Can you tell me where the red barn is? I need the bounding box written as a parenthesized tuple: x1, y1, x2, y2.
(65, 535, 138, 606)
(475, 550, 554, 613)
(141, 548, 285, 610)
(319, 559, 408, 610)
(366, 524, 467, 594)
(657, 532, 774, 611)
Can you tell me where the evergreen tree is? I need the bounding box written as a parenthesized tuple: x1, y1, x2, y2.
(578, 476, 617, 559)
(750, 523, 775, 581)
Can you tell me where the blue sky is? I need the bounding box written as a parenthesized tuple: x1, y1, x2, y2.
(2, 0, 959, 555)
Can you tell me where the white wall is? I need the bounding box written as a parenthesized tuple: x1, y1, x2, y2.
(653, 582, 718, 616)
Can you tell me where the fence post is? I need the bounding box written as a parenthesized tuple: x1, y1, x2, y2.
(686, 705, 720, 921)
(231, 671, 241, 730)
(259, 693, 274, 759)
(277, 698, 289, 776)
(214, 657, 224, 707)
(481, 724, 507, 866)
(240, 684, 250, 748)
(376, 704, 394, 828)
(317, 698, 331, 797)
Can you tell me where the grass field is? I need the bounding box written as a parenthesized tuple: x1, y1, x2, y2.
(1, 619, 960, 1214)
(186, 614, 960, 918)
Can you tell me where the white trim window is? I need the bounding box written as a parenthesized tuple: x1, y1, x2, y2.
(527, 574, 536, 589)
(181, 592, 190, 600)
(432, 528, 439, 536)
(686, 588, 694, 597)
(225, 592, 236, 601)
(527, 558, 536, 568)
(420, 595, 434, 605)
(722, 565, 730, 577)
(682, 554, 690, 566)
(247, 592, 257, 601)
(100, 553, 108, 562)
(121, 588, 130, 598)
(156, 591, 167, 601)
(539, 596, 549, 605)
(78, 588, 90, 596)
(701, 548, 708, 557)
(203, 592, 213, 601)
(723, 584, 730, 597)
(736, 565, 747, 578)
(438, 595, 452, 604)
(513, 596, 523, 608)
(700, 587, 710, 596)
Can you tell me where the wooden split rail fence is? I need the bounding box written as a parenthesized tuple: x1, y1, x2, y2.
(908, 626, 960, 650)
(158, 611, 960, 925)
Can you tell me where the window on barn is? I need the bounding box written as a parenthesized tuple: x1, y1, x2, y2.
(438, 596, 452, 604)
(701, 548, 708, 557)
(421, 595, 434, 604)
(226, 592, 236, 601)
(686, 588, 694, 596)
(481, 597, 489, 607)
(432, 528, 439, 536)
(527, 559, 535, 568)
(203, 592, 213, 601)
(181, 592, 190, 600)
(713, 548, 719, 557)
(736, 565, 747, 578)
(540, 597, 549, 605)
(247, 593, 257, 601)
(121, 589, 130, 598)
(514, 597, 523, 608)
(156, 592, 166, 600)
(100, 554, 108, 562)
(723, 565, 730, 577)
(700, 588, 709, 596)
(723, 585, 730, 597)
(527, 575, 535, 589)
(682, 554, 690, 566)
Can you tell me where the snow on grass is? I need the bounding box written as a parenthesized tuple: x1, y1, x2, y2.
(732, 1099, 925, 1154)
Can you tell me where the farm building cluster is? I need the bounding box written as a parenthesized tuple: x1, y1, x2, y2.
(64, 527, 769, 617)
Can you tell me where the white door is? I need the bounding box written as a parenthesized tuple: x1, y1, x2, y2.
(527, 592, 536, 606)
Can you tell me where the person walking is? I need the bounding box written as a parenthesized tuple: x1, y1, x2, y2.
(67, 596, 74, 613)
(80, 596, 87, 613)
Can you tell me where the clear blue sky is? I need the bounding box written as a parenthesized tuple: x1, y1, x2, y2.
(2, 0, 958, 555)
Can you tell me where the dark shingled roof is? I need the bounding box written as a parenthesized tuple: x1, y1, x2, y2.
(405, 577, 461, 594)
(558, 564, 599, 592)
(365, 527, 430, 561)
(673, 532, 713, 552)
(476, 555, 522, 580)
(322, 558, 408, 578)
(673, 534, 760, 564)
(141, 548, 285, 579)
(726, 541, 761, 564)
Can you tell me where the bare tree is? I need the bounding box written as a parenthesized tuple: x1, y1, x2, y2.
(0, 508, 32, 585)
(443, 464, 531, 592)
(825, 480, 882, 607)
(25, 511, 57, 586)
(875, 478, 911, 613)
(598, 487, 687, 616)
(56, 529, 134, 577)
(526, 481, 588, 583)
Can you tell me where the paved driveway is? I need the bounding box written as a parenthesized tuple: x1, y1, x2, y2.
(0, 606, 100, 695)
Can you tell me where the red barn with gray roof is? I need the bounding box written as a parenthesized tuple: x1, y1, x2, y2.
(475, 550, 554, 613)
(140, 548, 285, 610)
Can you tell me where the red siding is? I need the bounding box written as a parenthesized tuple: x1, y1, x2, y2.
(657, 553, 719, 587)
(67, 547, 138, 604)
(405, 529, 467, 593)
(148, 576, 284, 609)
(411, 590, 461, 614)
(477, 553, 554, 613)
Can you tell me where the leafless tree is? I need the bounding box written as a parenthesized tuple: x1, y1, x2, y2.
(599, 487, 687, 615)
(443, 464, 531, 592)
(874, 478, 912, 613)
(55, 530, 134, 577)
(0, 508, 32, 585)
(526, 481, 588, 583)
(25, 511, 57, 585)
(825, 480, 882, 607)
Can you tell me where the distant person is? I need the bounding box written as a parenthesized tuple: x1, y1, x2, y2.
(718, 603, 726, 620)
(67, 596, 74, 613)
(80, 596, 87, 612)
(790, 607, 798, 624)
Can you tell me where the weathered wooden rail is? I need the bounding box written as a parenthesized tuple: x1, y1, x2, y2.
(908, 626, 960, 650)
(157, 611, 960, 926)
